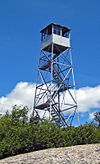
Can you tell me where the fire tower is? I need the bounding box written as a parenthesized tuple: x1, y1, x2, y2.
(33, 23, 78, 127)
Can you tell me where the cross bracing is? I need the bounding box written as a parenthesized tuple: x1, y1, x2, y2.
(33, 23, 78, 127)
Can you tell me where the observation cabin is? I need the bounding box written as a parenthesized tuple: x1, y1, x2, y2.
(40, 23, 71, 53)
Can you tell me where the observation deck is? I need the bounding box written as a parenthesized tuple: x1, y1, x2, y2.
(40, 23, 71, 53)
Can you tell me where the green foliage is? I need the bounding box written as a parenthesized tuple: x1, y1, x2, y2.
(0, 105, 100, 159)
(11, 105, 29, 125)
(94, 112, 100, 126)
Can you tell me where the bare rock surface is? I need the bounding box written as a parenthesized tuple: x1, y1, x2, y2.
(0, 144, 100, 164)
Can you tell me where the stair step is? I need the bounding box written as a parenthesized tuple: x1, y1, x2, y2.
(53, 117, 59, 121)
(52, 115, 58, 118)
(54, 77, 59, 80)
(51, 113, 55, 115)
(51, 113, 57, 117)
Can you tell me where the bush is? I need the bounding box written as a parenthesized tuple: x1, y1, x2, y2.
(0, 105, 100, 159)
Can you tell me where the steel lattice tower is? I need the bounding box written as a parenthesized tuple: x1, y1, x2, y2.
(33, 23, 78, 127)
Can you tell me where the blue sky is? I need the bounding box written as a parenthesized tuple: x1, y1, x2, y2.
(0, 0, 100, 124)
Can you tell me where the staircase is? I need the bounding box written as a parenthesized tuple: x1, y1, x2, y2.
(39, 53, 60, 70)
(53, 68, 63, 84)
(51, 104, 68, 127)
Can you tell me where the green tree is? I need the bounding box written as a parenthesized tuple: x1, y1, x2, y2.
(11, 105, 29, 125)
(0, 105, 100, 159)
(94, 112, 100, 126)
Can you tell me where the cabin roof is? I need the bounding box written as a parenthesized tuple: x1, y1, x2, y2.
(40, 23, 71, 34)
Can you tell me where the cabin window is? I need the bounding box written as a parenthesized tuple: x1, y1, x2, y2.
(63, 31, 69, 38)
(41, 28, 52, 41)
(53, 26, 61, 35)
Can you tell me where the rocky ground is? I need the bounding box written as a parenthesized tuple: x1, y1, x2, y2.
(0, 144, 100, 164)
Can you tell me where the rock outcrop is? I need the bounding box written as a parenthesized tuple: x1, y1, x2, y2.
(0, 144, 100, 164)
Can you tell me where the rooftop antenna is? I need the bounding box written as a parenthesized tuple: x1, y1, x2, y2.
(33, 23, 79, 127)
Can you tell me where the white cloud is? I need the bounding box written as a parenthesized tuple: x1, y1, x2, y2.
(0, 82, 100, 116)
(77, 86, 100, 112)
(0, 82, 36, 114)
(89, 112, 95, 120)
